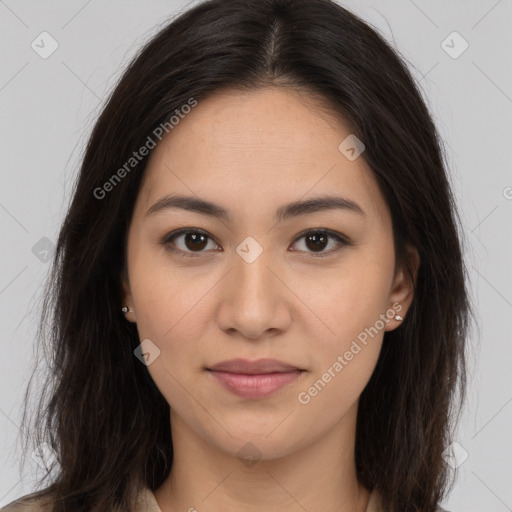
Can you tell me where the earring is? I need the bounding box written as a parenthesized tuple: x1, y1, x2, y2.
(394, 314, 403, 321)
(122, 306, 133, 314)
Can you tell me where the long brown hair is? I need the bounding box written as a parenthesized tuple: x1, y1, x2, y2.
(11, 1, 473, 510)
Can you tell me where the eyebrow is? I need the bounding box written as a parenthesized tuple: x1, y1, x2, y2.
(145, 194, 365, 222)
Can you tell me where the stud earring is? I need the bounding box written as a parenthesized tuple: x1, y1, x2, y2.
(121, 306, 134, 314)
(394, 314, 403, 321)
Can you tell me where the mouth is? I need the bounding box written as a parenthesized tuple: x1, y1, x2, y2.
(205, 358, 305, 399)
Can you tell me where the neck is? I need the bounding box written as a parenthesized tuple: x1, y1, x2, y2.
(154, 402, 371, 512)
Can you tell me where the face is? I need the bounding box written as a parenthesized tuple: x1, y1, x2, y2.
(122, 87, 418, 460)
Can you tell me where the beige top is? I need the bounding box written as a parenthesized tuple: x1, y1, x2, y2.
(135, 486, 384, 512)
(135, 487, 448, 512)
(1, 486, 383, 511)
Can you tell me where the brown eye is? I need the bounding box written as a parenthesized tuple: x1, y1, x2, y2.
(183, 232, 208, 251)
(291, 229, 351, 257)
(304, 232, 329, 252)
(163, 229, 219, 256)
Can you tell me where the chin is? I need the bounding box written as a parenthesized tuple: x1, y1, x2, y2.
(205, 425, 307, 463)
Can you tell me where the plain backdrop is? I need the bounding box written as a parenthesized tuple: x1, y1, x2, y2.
(0, 1, 511, 511)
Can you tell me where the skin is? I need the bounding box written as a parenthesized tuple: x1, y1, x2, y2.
(122, 87, 420, 512)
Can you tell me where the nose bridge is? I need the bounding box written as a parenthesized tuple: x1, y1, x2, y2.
(217, 240, 290, 338)
(232, 243, 276, 307)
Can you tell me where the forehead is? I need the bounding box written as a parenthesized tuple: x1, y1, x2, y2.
(139, 87, 390, 225)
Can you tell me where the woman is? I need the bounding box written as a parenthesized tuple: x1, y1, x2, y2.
(2, 0, 472, 510)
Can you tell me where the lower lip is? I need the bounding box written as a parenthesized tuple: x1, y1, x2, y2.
(208, 370, 303, 399)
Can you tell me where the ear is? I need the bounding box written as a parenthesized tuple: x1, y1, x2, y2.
(385, 244, 420, 331)
(121, 269, 137, 323)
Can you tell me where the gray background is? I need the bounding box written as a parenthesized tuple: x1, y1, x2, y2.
(1, 1, 511, 510)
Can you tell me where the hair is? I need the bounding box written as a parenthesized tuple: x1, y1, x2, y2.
(11, 0, 473, 511)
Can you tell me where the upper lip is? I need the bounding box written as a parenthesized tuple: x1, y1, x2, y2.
(207, 358, 302, 374)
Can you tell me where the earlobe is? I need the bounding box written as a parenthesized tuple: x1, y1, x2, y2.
(121, 272, 137, 323)
(121, 302, 137, 322)
(121, 305, 137, 323)
(386, 244, 420, 329)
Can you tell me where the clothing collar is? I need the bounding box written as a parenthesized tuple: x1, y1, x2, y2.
(136, 486, 382, 512)
(135, 487, 162, 512)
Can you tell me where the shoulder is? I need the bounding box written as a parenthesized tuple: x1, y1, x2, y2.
(1, 487, 159, 512)
(0, 491, 54, 512)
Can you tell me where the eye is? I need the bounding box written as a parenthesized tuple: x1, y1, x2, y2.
(290, 229, 352, 257)
(162, 228, 352, 258)
(162, 228, 220, 257)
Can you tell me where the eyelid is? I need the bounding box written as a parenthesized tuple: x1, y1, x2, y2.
(161, 227, 352, 258)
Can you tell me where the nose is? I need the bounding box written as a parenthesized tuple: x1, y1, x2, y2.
(216, 248, 292, 340)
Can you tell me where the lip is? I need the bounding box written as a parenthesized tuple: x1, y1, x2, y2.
(206, 358, 305, 399)
(207, 358, 302, 374)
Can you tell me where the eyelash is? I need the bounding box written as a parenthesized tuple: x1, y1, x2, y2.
(161, 228, 353, 258)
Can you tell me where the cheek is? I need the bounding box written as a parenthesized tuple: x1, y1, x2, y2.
(293, 254, 391, 408)
(133, 280, 209, 361)
(298, 306, 384, 417)
(297, 257, 392, 351)
(129, 263, 212, 411)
